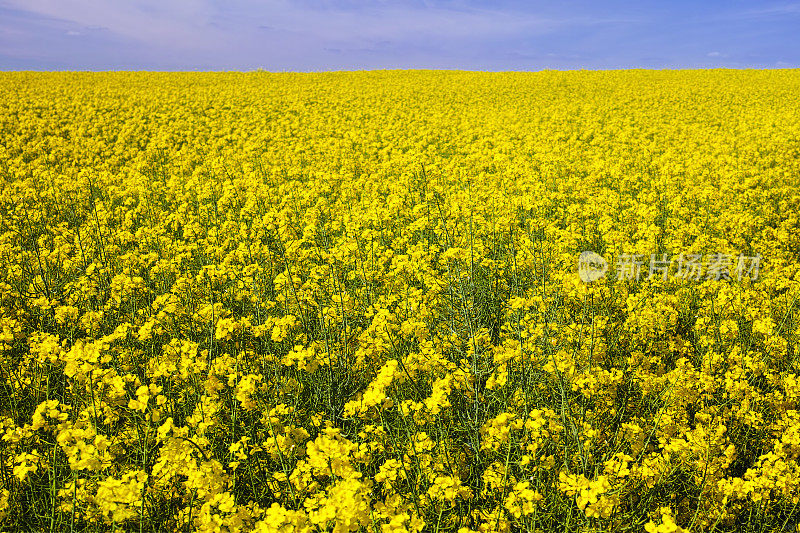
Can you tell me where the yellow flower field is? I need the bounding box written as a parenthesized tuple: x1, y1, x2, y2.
(1, 70, 800, 532)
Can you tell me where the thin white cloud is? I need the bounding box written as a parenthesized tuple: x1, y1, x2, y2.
(1, 0, 225, 50)
(1, 0, 631, 55)
(733, 3, 800, 17)
(257, 1, 631, 43)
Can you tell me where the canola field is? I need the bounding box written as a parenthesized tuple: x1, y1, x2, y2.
(1, 70, 800, 532)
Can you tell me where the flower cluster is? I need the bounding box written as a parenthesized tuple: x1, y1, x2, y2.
(0, 69, 799, 531)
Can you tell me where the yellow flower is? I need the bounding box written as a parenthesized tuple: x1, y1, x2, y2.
(94, 471, 148, 523)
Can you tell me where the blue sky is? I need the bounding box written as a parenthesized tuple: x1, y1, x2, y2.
(1, 0, 798, 71)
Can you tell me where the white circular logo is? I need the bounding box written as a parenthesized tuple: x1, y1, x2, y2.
(578, 251, 608, 283)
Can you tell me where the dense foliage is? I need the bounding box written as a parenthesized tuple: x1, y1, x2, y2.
(1, 70, 800, 531)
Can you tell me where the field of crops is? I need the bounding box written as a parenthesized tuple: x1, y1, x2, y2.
(1, 70, 800, 532)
